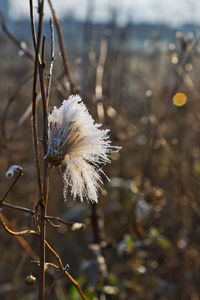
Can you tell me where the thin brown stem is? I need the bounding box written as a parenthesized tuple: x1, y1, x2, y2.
(0, 170, 23, 205)
(0, 212, 38, 237)
(30, 1, 46, 299)
(46, 216, 85, 227)
(95, 39, 108, 123)
(47, 0, 76, 95)
(29, 0, 43, 199)
(1, 214, 39, 260)
(46, 18, 55, 103)
(1, 202, 35, 216)
(1, 201, 83, 227)
(45, 241, 88, 300)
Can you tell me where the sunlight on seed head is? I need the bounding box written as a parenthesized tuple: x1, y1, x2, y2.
(172, 92, 187, 107)
(46, 95, 121, 203)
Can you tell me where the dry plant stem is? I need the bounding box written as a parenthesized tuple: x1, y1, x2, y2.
(30, 1, 46, 299)
(0, 212, 38, 237)
(1, 201, 83, 227)
(39, 35, 49, 156)
(0, 171, 23, 205)
(95, 39, 108, 123)
(0, 211, 86, 299)
(47, 0, 76, 94)
(39, 35, 49, 300)
(0, 213, 39, 260)
(1, 202, 35, 216)
(45, 241, 88, 300)
(29, 0, 43, 198)
(46, 215, 85, 227)
(46, 18, 55, 103)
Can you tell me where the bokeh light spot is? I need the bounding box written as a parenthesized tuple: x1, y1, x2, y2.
(173, 92, 187, 107)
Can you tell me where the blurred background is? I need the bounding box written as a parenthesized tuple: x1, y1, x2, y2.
(1, 0, 200, 299)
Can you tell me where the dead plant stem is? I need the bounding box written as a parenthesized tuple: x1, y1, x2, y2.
(47, 0, 76, 94)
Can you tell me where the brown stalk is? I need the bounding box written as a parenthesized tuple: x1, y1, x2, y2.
(0, 212, 38, 237)
(1, 201, 84, 228)
(46, 18, 55, 103)
(95, 38, 108, 123)
(1, 213, 39, 261)
(47, 0, 76, 95)
(0, 209, 87, 300)
(45, 241, 88, 300)
(29, 1, 47, 299)
(0, 169, 23, 206)
(38, 33, 49, 300)
(29, 0, 43, 199)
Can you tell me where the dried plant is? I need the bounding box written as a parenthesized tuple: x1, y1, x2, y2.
(46, 95, 120, 202)
(0, 1, 120, 300)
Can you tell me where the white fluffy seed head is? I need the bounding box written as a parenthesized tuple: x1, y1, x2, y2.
(46, 95, 121, 203)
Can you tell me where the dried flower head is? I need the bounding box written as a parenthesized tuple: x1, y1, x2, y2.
(45, 95, 121, 202)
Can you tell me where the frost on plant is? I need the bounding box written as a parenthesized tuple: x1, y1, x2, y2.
(5, 165, 23, 178)
(45, 95, 121, 202)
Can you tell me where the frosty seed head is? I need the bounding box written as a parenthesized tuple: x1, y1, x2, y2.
(46, 95, 121, 203)
(5, 165, 23, 178)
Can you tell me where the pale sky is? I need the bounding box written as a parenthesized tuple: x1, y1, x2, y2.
(5, 0, 200, 26)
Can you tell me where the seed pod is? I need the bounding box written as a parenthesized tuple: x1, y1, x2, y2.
(25, 274, 36, 285)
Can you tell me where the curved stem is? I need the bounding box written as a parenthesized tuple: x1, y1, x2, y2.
(45, 241, 88, 300)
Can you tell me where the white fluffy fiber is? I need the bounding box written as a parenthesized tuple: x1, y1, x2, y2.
(47, 95, 121, 202)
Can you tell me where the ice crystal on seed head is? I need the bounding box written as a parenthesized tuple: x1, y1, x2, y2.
(46, 95, 121, 203)
(5, 165, 23, 178)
